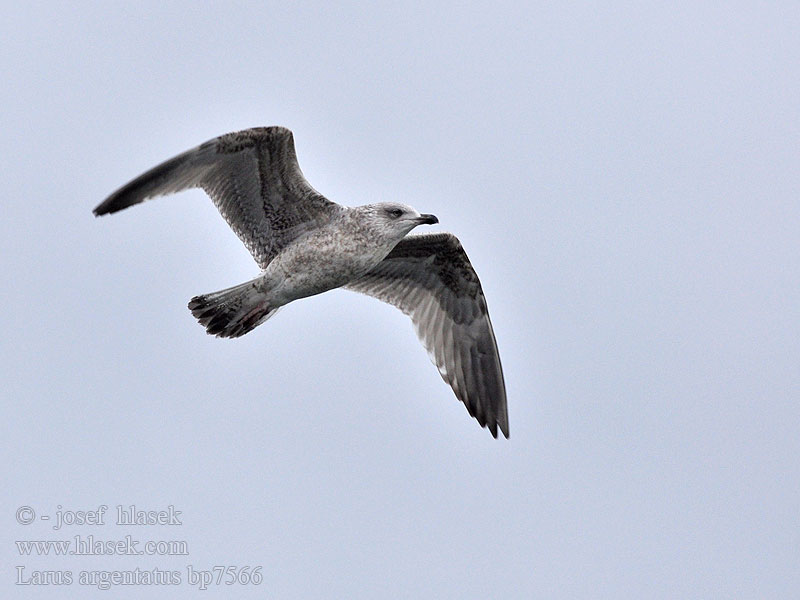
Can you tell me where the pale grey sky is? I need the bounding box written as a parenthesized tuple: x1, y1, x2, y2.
(2, 2, 799, 598)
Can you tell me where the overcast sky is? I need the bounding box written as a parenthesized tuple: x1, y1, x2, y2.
(2, 2, 799, 598)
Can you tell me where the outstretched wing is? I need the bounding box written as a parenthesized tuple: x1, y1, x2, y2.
(93, 126, 341, 268)
(345, 232, 508, 438)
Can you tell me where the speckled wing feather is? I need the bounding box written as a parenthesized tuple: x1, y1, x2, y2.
(345, 232, 508, 438)
(93, 127, 340, 268)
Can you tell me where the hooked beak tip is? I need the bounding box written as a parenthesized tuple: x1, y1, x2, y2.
(419, 213, 439, 225)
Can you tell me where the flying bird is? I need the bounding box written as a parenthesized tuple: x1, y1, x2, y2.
(94, 127, 508, 437)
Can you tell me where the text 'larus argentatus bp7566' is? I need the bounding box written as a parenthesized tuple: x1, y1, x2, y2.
(93, 127, 508, 438)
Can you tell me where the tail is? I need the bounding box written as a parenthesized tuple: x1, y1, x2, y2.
(188, 279, 281, 338)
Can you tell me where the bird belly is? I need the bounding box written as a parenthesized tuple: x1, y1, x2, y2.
(267, 237, 389, 303)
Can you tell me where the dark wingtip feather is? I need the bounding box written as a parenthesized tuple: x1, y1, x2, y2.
(93, 187, 143, 217)
(92, 194, 128, 217)
(93, 147, 198, 218)
(484, 413, 509, 439)
(92, 199, 113, 217)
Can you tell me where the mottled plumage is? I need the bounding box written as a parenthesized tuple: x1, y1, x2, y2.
(94, 127, 508, 438)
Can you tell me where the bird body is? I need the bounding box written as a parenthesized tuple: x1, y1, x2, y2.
(94, 127, 509, 438)
(265, 204, 437, 301)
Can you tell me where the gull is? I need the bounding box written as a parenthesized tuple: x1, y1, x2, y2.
(94, 127, 508, 438)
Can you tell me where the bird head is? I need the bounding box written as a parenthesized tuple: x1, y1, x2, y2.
(359, 202, 439, 241)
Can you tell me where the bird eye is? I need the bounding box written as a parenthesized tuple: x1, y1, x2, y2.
(387, 208, 404, 218)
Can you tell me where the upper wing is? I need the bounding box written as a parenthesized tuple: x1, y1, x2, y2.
(93, 126, 341, 269)
(345, 232, 509, 438)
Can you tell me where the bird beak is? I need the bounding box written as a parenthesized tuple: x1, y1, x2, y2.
(417, 213, 439, 225)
